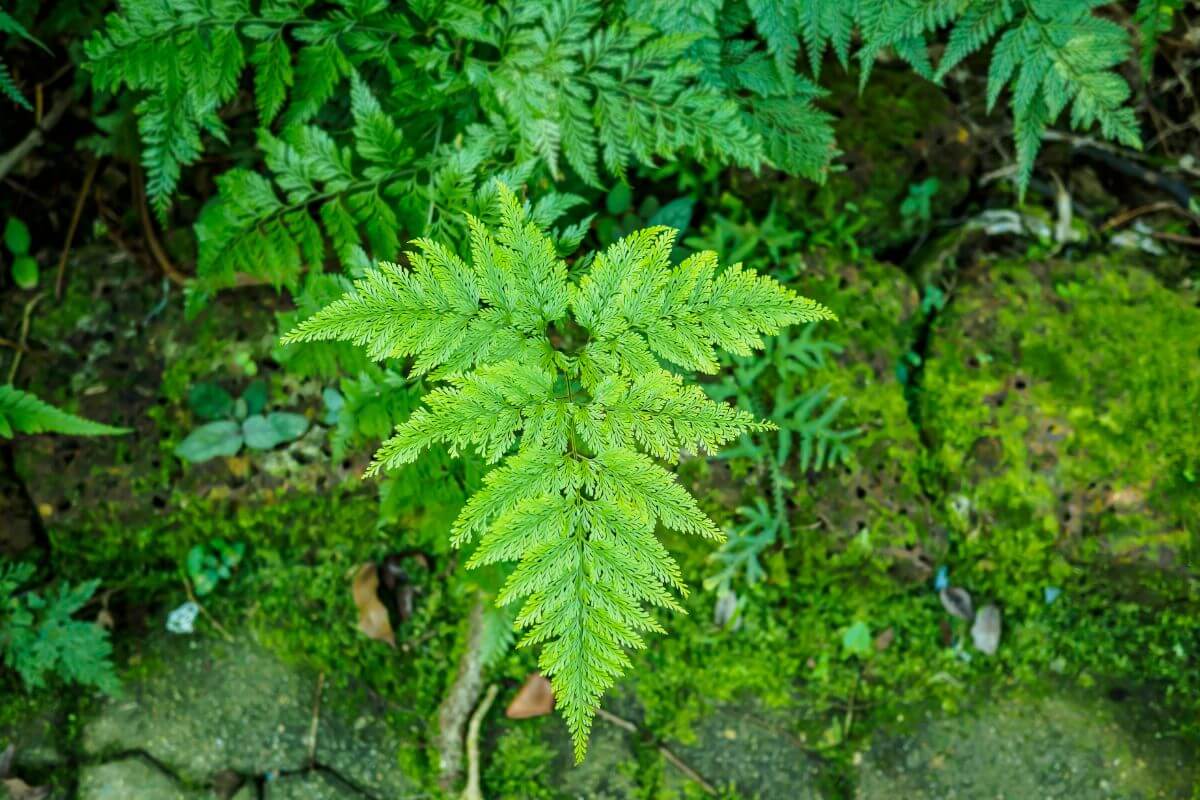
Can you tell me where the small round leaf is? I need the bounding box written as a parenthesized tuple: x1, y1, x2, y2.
(241, 380, 268, 416)
(243, 412, 309, 450)
(4, 218, 31, 255)
(175, 420, 244, 462)
(11, 255, 38, 289)
(187, 382, 234, 421)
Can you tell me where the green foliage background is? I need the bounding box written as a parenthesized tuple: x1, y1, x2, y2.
(0, 0, 1196, 796)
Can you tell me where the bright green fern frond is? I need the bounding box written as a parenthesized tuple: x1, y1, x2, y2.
(195, 76, 418, 291)
(451, 447, 577, 546)
(370, 362, 564, 470)
(0, 385, 130, 439)
(0, 57, 30, 110)
(1134, 0, 1182, 72)
(290, 183, 835, 760)
(577, 369, 768, 461)
(281, 186, 568, 377)
(572, 227, 835, 374)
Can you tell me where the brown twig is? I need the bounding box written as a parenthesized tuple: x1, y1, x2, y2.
(181, 577, 235, 642)
(461, 684, 498, 800)
(1100, 201, 1200, 232)
(54, 158, 101, 300)
(1149, 230, 1200, 247)
(0, 91, 72, 181)
(131, 163, 189, 285)
(6, 292, 44, 384)
(0, 337, 30, 352)
(594, 708, 717, 796)
(307, 671, 325, 767)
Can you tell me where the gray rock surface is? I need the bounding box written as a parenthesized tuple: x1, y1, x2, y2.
(80, 634, 416, 796)
(857, 691, 1198, 799)
(264, 771, 359, 800)
(82, 637, 313, 784)
(549, 716, 641, 800)
(316, 702, 415, 797)
(662, 701, 825, 800)
(78, 757, 199, 800)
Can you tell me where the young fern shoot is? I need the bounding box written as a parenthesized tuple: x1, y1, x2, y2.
(282, 184, 834, 759)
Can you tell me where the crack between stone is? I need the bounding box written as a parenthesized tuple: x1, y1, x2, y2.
(900, 279, 951, 505)
(1, 443, 52, 566)
(76, 750, 407, 800)
(269, 762, 380, 800)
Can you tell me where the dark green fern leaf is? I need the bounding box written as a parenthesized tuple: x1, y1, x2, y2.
(0, 385, 130, 439)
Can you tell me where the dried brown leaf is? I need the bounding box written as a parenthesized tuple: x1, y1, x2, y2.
(352, 563, 395, 648)
(2, 778, 50, 800)
(939, 586, 974, 621)
(505, 672, 554, 719)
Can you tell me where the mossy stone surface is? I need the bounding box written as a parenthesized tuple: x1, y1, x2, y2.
(81, 633, 416, 796)
(78, 757, 202, 800)
(264, 771, 361, 799)
(548, 715, 641, 799)
(661, 701, 826, 800)
(793, 254, 944, 576)
(920, 259, 1199, 571)
(0, 699, 67, 773)
(857, 690, 1198, 799)
(82, 636, 314, 784)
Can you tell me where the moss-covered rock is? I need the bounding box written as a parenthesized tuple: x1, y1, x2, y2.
(792, 254, 944, 578)
(856, 689, 1199, 799)
(81, 634, 417, 797)
(82, 636, 315, 784)
(660, 700, 826, 800)
(264, 771, 361, 799)
(79, 757, 203, 800)
(920, 258, 1199, 573)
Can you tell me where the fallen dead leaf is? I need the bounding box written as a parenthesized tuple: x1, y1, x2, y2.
(873, 627, 895, 652)
(506, 672, 554, 719)
(352, 563, 395, 647)
(971, 604, 1002, 655)
(1106, 486, 1145, 511)
(2, 778, 50, 800)
(939, 586, 975, 621)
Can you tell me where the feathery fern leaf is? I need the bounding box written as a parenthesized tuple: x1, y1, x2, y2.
(0, 9, 47, 110)
(283, 182, 835, 759)
(481, 0, 763, 186)
(0, 58, 30, 109)
(0, 385, 129, 439)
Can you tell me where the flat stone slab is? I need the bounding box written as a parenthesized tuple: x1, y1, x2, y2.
(265, 771, 360, 799)
(79, 758, 200, 800)
(663, 702, 825, 800)
(83, 637, 314, 784)
(857, 691, 1198, 799)
(81, 634, 416, 796)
